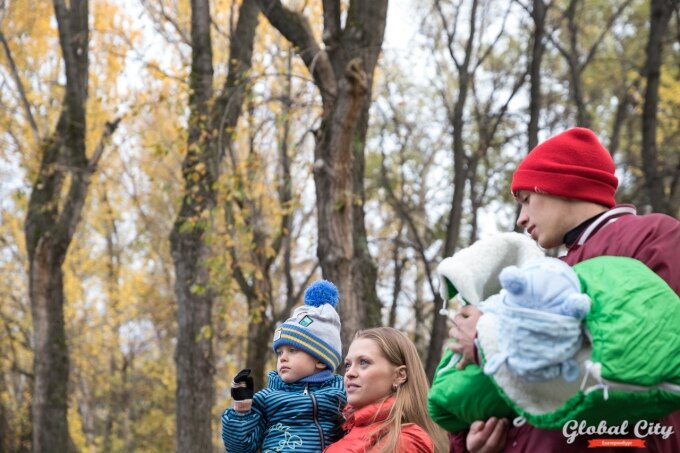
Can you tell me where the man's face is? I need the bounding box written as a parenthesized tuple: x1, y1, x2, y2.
(515, 191, 575, 249)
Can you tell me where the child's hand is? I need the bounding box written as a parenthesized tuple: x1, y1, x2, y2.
(231, 368, 254, 412)
(449, 305, 481, 370)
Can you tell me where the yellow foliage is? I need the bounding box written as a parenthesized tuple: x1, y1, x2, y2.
(1, 0, 322, 450)
(658, 70, 680, 145)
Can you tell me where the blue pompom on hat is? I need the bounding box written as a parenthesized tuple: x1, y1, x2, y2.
(272, 280, 342, 370)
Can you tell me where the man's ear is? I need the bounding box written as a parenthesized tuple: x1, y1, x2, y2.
(315, 360, 327, 370)
(394, 365, 407, 386)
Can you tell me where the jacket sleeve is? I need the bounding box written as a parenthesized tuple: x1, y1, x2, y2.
(398, 424, 435, 453)
(448, 431, 469, 453)
(221, 393, 267, 453)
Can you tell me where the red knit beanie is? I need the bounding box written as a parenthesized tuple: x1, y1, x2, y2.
(511, 128, 618, 207)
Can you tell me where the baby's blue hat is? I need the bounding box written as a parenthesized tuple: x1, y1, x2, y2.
(272, 280, 342, 370)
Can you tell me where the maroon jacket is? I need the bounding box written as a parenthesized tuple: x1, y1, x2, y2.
(562, 205, 680, 295)
(450, 205, 680, 452)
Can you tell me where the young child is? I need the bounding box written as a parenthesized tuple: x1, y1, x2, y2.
(221, 280, 346, 453)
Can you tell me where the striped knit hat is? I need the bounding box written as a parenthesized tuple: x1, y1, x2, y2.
(272, 280, 342, 370)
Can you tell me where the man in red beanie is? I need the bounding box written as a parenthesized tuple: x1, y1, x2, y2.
(447, 127, 680, 453)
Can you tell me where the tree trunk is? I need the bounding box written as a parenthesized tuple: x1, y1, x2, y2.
(641, 0, 675, 213)
(565, 0, 591, 127)
(171, 0, 258, 450)
(170, 1, 215, 450)
(528, 0, 546, 152)
(388, 223, 405, 329)
(102, 191, 122, 453)
(27, 243, 70, 453)
(314, 64, 366, 352)
(516, 0, 547, 230)
(0, 377, 9, 453)
(554, 0, 635, 129)
(352, 106, 382, 329)
(24, 2, 118, 451)
(246, 319, 274, 390)
(427, 0, 480, 380)
(413, 268, 428, 356)
(608, 89, 628, 159)
(257, 0, 387, 354)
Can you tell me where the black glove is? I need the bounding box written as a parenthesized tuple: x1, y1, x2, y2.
(231, 368, 254, 401)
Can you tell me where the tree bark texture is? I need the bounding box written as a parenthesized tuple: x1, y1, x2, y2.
(528, 0, 546, 152)
(170, 0, 258, 450)
(427, 0, 480, 380)
(170, 1, 215, 450)
(257, 0, 387, 354)
(549, 0, 634, 128)
(563, 0, 591, 127)
(515, 0, 548, 232)
(352, 106, 382, 329)
(24, 1, 118, 451)
(641, 0, 675, 214)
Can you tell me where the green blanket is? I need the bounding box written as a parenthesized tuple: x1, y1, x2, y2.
(429, 256, 680, 432)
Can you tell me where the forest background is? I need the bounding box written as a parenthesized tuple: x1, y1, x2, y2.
(1, 0, 679, 451)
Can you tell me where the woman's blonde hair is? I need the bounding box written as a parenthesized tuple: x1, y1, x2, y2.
(351, 327, 448, 453)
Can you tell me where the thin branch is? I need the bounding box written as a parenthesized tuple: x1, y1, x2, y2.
(545, 3, 571, 60)
(0, 30, 40, 143)
(489, 68, 529, 137)
(157, 0, 191, 45)
(378, 149, 439, 301)
(88, 118, 122, 173)
(474, 1, 513, 71)
(434, 0, 461, 70)
(582, 0, 633, 70)
(58, 117, 121, 241)
(230, 251, 257, 302)
(257, 0, 337, 101)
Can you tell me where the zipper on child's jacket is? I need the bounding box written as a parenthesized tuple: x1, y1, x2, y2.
(304, 383, 326, 451)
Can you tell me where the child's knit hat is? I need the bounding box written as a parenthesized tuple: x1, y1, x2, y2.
(272, 280, 342, 370)
(511, 127, 618, 207)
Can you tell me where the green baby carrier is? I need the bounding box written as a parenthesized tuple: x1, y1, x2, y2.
(428, 233, 680, 432)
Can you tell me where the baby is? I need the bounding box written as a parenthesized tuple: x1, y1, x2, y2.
(483, 257, 591, 382)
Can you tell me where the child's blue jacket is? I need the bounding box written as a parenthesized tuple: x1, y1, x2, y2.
(222, 370, 346, 453)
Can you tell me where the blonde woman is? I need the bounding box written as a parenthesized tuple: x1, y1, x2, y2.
(326, 327, 447, 453)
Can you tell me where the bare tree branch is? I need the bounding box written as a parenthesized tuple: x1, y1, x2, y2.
(257, 0, 337, 102)
(434, 0, 462, 70)
(582, 0, 633, 69)
(474, 1, 513, 71)
(0, 30, 40, 143)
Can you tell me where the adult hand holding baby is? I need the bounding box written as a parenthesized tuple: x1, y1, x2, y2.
(449, 304, 482, 370)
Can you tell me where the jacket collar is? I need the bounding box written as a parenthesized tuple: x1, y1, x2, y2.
(267, 369, 335, 390)
(566, 205, 636, 249)
(343, 396, 395, 429)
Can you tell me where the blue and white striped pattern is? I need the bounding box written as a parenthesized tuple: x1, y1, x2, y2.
(273, 324, 342, 371)
(222, 371, 346, 453)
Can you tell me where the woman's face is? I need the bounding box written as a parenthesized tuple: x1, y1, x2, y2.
(343, 338, 403, 409)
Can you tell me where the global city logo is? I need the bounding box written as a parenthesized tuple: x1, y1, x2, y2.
(562, 420, 675, 448)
